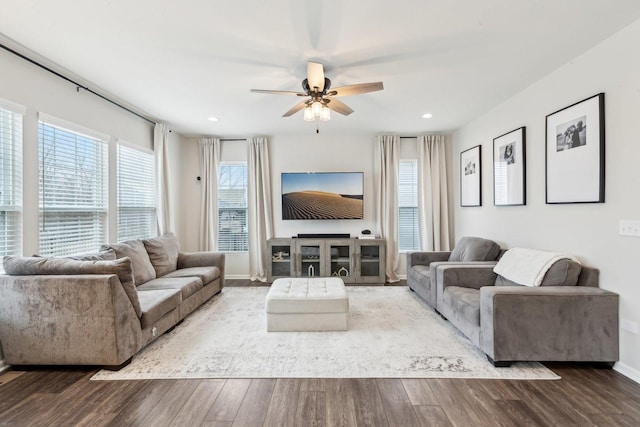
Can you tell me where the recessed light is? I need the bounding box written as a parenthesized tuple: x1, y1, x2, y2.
(422, 113, 433, 119)
(208, 117, 219, 122)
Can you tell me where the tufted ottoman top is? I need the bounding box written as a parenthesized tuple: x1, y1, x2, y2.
(266, 277, 349, 314)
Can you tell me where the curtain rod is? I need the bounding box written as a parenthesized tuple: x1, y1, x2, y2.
(0, 42, 156, 126)
(221, 138, 247, 142)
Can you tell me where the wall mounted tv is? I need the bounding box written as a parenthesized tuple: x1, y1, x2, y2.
(281, 172, 364, 220)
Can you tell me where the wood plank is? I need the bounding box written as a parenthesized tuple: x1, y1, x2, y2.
(299, 378, 327, 392)
(428, 378, 488, 426)
(453, 379, 516, 426)
(204, 379, 252, 422)
(263, 378, 300, 427)
(324, 379, 358, 427)
(168, 380, 225, 427)
(401, 379, 439, 406)
(510, 380, 591, 426)
(494, 399, 547, 427)
(413, 406, 453, 427)
(137, 379, 201, 427)
(200, 422, 233, 427)
(295, 391, 326, 427)
(74, 380, 151, 427)
(349, 378, 388, 427)
(231, 378, 276, 427)
(376, 378, 420, 427)
(105, 379, 176, 426)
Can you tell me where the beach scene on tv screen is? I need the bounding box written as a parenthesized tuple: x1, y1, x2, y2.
(282, 172, 363, 220)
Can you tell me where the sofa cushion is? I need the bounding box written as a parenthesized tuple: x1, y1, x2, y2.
(138, 276, 203, 300)
(163, 266, 220, 285)
(443, 286, 481, 327)
(409, 265, 431, 287)
(2, 255, 142, 318)
(137, 288, 182, 329)
(449, 237, 500, 262)
(101, 240, 156, 286)
(142, 233, 180, 277)
(66, 249, 117, 261)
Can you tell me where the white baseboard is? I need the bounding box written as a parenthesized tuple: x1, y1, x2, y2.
(226, 274, 251, 280)
(614, 361, 640, 385)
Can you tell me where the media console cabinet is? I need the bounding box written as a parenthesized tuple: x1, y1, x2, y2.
(267, 237, 386, 284)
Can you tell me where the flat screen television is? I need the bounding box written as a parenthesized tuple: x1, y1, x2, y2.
(281, 172, 363, 220)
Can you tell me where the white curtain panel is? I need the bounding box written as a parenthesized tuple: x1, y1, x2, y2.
(247, 137, 274, 282)
(417, 134, 451, 251)
(154, 123, 173, 235)
(375, 135, 400, 282)
(198, 138, 220, 251)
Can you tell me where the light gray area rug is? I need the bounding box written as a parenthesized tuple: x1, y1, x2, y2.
(92, 287, 559, 380)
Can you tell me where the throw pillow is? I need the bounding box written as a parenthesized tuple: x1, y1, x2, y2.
(142, 233, 180, 277)
(101, 240, 156, 286)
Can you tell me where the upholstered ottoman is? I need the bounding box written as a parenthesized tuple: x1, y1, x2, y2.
(266, 278, 349, 332)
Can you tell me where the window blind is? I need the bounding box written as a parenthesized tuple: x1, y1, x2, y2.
(218, 163, 248, 252)
(398, 159, 419, 252)
(38, 120, 108, 256)
(117, 143, 156, 241)
(0, 105, 23, 271)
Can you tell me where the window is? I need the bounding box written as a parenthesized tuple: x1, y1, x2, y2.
(38, 117, 108, 256)
(117, 143, 156, 241)
(218, 163, 248, 252)
(398, 159, 419, 251)
(0, 103, 23, 271)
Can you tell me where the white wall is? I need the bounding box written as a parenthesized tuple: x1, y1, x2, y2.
(452, 20, 640, 379)
(176, 133, 453, 278)
(0, 47, 154, 255)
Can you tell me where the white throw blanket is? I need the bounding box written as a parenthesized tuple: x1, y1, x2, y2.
(493, 248, 580, 287)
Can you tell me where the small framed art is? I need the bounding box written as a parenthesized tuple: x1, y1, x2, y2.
(493, 127, 526, 206)
(545, 93, 605, 204)
(460, 145, 481, 207)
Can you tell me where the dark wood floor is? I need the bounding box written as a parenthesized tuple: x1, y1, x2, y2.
(1, 282, 638, 426)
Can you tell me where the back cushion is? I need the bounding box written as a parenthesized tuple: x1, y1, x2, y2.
(142, 233, 180, 277)
(2, 255, 142, 317)
(449, 237, 500, 262)
(101, 240, 156, 286)
(495, 258, 582, 287)
(66, 249, 117, 261)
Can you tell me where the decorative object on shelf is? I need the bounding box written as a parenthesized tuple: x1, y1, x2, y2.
(337, 267, 349, 277)
(460, 145, 482, 207)
(493, 127, 526, 206)
(545, 93, 605, 204)
(359, 229, 376, 239)
(308, 265, 315, 276)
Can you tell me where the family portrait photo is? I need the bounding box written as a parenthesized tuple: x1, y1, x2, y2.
(556, 116, 586, 151)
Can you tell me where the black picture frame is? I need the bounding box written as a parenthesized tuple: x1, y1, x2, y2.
(460, 145, 482, 207)
(493, 127, 526, 206)
(545, 93, 605, 204)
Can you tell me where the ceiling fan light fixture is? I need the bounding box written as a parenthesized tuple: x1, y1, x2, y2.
(320, 105, 331, 121)
(303, 105, 315, 121)
(312, 101, 322, 117)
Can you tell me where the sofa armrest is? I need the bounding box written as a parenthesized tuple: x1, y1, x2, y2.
(0, 274, 141, 366)
(178, 251, 226, 287)
(480, 286, 619, 363)
(406, 251, 451, 268)
(434, 264, 497, 312)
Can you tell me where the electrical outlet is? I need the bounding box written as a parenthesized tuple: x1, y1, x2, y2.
(621, 319, 639, 335)
(619, 220, 640, 237)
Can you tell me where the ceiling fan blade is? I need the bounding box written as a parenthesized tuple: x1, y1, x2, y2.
(307, 62, 325, 91)
(328, 82, 384, 97)
(326, 98, 354, 116)
(282, 100, 308, 117)
(250, 89, 306, 96)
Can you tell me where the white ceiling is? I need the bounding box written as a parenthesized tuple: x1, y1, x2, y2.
(2, 0, 640, 136)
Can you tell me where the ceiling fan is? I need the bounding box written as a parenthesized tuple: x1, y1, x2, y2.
(250, 62, 383, 122)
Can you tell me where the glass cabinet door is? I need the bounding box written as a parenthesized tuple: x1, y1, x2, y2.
(356, 239, 386, 283)
(326, 240, 355, 283)
(268, 239, 294, 281)
(297, 240, 325, 278)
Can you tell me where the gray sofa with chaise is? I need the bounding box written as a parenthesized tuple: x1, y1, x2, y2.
(407, 236, 501, 308)
(434, 248, 619, 367)
(0, 233, 225, 369)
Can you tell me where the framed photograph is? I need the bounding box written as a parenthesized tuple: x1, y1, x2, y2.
(460, 145, 481, 207)
(546, 93, 605, 204)
(493, 127, 526, 206)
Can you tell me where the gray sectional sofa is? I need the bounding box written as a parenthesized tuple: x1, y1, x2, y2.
(433, 249, 619, 367)
(0, 233, 225, 369)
